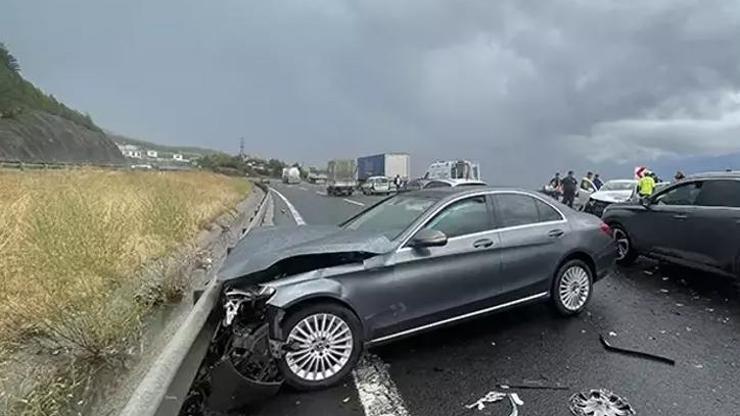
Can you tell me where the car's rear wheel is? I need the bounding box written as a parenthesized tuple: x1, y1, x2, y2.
(552, 259, 593, 316)
(278, 303, 362, 390)
(612, 225, 638, 265)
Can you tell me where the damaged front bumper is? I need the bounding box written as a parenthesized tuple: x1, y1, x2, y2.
(184, 285, 290, 414)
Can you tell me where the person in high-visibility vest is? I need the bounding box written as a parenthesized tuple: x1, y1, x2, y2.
(638, 171, 656, 197)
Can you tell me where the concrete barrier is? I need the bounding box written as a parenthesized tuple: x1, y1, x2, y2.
(119, 183, 271, 416)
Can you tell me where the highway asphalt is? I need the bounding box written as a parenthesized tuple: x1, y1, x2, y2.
(241, 182, 740, 416)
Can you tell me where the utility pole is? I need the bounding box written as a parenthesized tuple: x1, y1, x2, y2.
(239, 137, 245, 159)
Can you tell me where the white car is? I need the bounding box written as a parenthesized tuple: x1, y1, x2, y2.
(422, 179, 488, 189)
(582, 179, 637, 216)
(361, 176, 392, 195)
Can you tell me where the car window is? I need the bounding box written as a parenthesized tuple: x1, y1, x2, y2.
(494, 194, 541, 228)
(695, 180, 740, 207)
(424, 181, 450, 189)
(423, 196, 490, 238)
(654, 182, 703, 206)
(535, 198, 563, 222)
(343, 194, 438, 239)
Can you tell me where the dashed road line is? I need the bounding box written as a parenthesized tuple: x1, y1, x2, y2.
(316, 190, 328, 196)
(343, 198, 366, 206)
(270, 187, 306, 225)
(298, 186, 308, 191)
(353, 354, 410, 416)
(274, 189, 410, 416)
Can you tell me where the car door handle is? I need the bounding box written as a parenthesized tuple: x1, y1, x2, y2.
(673, 214, 688, 220)
(473, 238, 494, 248)
(548, 229, 565, 238)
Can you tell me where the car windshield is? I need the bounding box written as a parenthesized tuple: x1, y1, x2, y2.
(601, 181, 636, 191)
(342, 194, 438, 240)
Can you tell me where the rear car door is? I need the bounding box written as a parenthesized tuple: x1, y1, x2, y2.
(645, 181, 703, 260)
(688, 179, 740, 274)
(372, 194, 503, 339)
(491, 192, 567, 299)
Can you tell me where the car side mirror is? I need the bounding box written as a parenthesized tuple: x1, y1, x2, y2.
(409, 229, 448, 248)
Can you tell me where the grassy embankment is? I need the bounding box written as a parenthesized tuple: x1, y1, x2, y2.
(0, 169, 251, 415)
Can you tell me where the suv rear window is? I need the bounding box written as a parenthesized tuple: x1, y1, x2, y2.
(696, 179, 740, 208)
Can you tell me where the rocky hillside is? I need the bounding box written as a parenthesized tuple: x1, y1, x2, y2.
(0, 111, 123, 163)
(0, 42, 123, 163)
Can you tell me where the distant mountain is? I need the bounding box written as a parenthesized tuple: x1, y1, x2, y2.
(0, 42, 122, 163)
(649, 153, 740, 178)
(109, 135, 220, 159)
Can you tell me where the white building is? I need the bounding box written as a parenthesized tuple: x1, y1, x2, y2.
(116, 144, 142, 159)
(172, 153, 184, 161)
(146, 150, 158, 158)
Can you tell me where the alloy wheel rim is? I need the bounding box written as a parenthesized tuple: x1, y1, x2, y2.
(613, 228, 629, 260)
(285, 313, 353, 381)
(559, 266, 590, 311)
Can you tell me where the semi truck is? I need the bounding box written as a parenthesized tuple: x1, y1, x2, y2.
(357, 153, 410, 182)
(424, 160, 481, 181)
(326, 159, 357, 196)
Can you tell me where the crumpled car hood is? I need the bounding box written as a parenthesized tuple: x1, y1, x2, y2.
(217, 225, 395, 282)
(590, 189, 634, 203)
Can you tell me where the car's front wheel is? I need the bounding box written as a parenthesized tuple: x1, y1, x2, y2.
(611, 225, 638, 265)
(552, 259, 593, 316)
(278, 303, 362, 390)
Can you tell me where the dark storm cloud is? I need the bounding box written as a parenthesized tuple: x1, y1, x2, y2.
(2, 0, 740, 185)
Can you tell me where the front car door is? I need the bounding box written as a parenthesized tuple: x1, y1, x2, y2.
(687, 179, 740, 274)
(491, 192, 568, 300)
(368, 194, 504, 341)
(644, 181, 703, 260)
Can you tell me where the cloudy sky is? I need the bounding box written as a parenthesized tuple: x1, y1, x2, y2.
(3, 0, 740, 185)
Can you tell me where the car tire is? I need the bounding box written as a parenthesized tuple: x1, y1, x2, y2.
(278, 303, 363, 391)
(611, 224, 638, 265)
(552, 259, 593, 316)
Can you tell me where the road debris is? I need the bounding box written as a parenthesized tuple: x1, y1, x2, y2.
(599, 334, 676, 365)
(569, 389, 635, 416)
(467, 391, 524, 415)
(659, 289, 669, 293)
(499, 382, 569, 391)
(608, 331, 617, 337)
(643, 270, 654, 276)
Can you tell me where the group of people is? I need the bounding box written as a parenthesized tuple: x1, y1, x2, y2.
(547, 171, 603, 208)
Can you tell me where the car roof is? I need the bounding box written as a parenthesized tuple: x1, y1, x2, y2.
(404, 186, 538, 200)
(686, 171, 740, 180)
(426, 178, 487, 185)
(605, 179, 637, 184)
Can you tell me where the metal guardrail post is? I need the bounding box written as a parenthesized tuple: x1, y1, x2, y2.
(119, 184, 270, 416)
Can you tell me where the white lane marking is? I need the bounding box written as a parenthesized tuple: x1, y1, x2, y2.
(270, 187, 306, 225)
(316, 191, 328, 196)
(272, 186, 407, 416)
(352, 353, 410, 416)
(343, 198, 365, 206)
(298, 186, 308, 191)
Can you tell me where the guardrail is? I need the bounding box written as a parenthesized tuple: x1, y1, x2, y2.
(0, 158, 197, 171)
(119, 182, 271, 416)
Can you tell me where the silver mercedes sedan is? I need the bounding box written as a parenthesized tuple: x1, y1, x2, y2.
(215, 187, 618, 390)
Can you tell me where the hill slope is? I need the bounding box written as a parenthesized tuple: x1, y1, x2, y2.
(0, 42, 123, 163)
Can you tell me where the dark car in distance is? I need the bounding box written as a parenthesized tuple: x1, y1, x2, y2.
(217, 187, 617, 390)
(603, 171, 740, 294)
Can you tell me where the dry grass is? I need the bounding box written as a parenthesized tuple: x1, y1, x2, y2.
(0, 169, 250, 357)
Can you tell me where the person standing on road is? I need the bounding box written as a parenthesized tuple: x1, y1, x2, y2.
(393, 174, 402, 192)
(593, 173, 604, 190)
(674, 171, 685, 182)
(561, 171, 578, 208)
(638, 170, 656, 198)
(580, 171, 596, 193)
(548, 172, 562, 200)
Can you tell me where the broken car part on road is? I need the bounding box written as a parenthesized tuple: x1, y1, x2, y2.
(599, 334, 676, 366)
(569, 389, 635, 416)
(467, 391, 523, 416)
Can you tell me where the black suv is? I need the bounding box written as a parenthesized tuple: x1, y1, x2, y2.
(603, 172, 740, 294)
